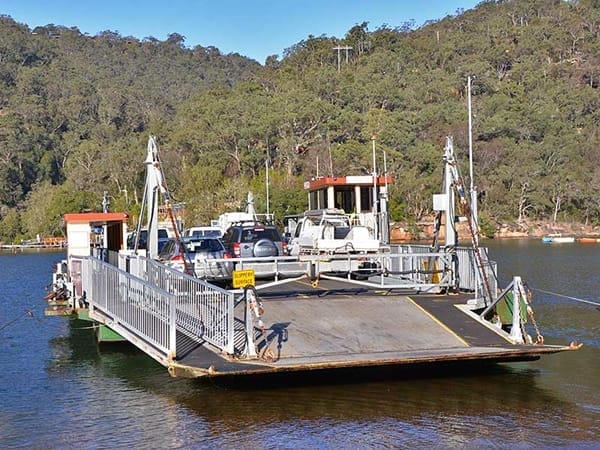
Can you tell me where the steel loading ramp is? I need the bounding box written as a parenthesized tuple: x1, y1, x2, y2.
(170, 278, 569, 378)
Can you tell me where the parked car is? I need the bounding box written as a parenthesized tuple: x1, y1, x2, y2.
(157, 236, 232, 280)
(220, 222, 289, 279)
(127, 228, 170, 252)
(221, 223, 287, 259)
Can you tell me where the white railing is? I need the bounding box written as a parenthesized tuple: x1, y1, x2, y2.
(76, 254, 236, 364)
(82, 257, 177, 361)
(232, 256, 308, 280)
(126, 254, 235, 354)
(391, 244, 497, 304)
(115, 244, 493, 298)
(119, 245, 495, 299)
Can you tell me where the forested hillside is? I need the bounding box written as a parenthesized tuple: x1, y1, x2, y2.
(0, 0, 598, 242)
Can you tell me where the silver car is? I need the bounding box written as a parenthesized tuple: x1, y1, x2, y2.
(158, 237, 233, 280)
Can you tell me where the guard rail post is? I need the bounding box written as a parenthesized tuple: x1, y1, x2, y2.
(508, 276, 524, 344)
(169, 290, 177, 359)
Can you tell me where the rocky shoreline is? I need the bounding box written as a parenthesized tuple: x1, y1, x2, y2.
(390, 219, 600, 242)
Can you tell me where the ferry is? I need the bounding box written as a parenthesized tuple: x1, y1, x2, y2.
(43, 136, 580, 379)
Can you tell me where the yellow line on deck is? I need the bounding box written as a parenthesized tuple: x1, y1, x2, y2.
(405, 296, 471, 347)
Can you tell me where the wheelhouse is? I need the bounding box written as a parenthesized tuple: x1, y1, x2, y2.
(304, 175, 392, 214)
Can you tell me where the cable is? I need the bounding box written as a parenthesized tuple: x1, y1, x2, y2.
(532, 287, 600, 307)
(0, 309, 34, 332)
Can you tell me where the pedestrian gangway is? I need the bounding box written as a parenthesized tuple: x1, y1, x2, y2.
(75, 255, 236, 366)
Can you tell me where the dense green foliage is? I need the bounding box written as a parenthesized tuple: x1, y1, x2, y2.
(0, 0, 598, 241)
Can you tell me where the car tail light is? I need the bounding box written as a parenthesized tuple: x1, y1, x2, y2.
(282, 241, 288, 255)
(232, 242, 241, 257)
(224, 252, 232, 259)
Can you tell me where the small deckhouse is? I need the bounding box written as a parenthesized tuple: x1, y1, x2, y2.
(304, 175, 392, 214)
(64, 212, 129, 260)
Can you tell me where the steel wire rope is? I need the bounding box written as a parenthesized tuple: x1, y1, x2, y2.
(0, 291, 54, 332)
(531, 287, 600, 308)
(0, 308, 34, 332)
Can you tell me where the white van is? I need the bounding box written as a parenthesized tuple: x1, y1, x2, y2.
(184, 226, 223, 239)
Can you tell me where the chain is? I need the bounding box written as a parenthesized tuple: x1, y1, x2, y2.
(246, 287, 278, 362)
(527, 306, 544, 345)
(520, 283, 544, 345)
(0, 309, 34, 332)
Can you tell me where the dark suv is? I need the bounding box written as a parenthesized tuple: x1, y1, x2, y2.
(221, 223, 287, 259)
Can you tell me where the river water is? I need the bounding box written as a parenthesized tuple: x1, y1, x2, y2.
(0, 241, 598, 449)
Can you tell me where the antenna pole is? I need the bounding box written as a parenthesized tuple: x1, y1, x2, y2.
(372, 135, 377, 214)
(468, 76, 478, 244)
(265, 159, 270, 217)
(468, 76, 474, 192)
(380, 149, 389, 244)
(332, 46, 352, 72)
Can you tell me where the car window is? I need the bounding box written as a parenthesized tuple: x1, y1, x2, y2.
(209, 239, 224, 251)
(241, 229, 255, 243)
(158, 229, 169, 238)
(294, 222, 304, 238)
(158, 239, 176, 258)
(257, 229, 281, 241)
(193, 240, 210, 251)
(191, 229, 221, 238)
(183, 238, 223, 253)
(238, 228, 278, 243)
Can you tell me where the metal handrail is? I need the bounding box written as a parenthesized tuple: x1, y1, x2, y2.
(127, 254, 236, 355)
(77, 253, 237, 362)
(81, 256, 177, 361)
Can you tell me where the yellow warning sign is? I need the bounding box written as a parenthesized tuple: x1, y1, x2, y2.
(232, 269, 255, 288)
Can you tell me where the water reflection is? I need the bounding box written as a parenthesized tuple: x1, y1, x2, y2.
(181, 367, 576, 424)
(58, 312, 597, 448)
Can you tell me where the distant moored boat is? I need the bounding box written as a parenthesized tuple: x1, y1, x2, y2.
(576, 237, 600, 243)
(542, 233, 575, 243)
